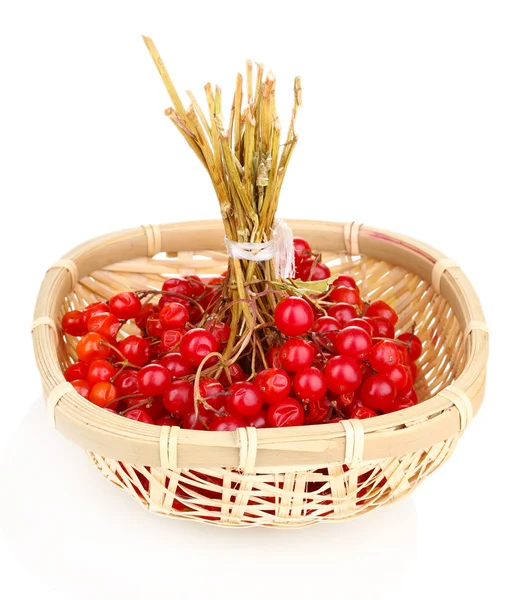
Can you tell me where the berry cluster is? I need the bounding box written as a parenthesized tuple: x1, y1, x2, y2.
(61, 237, 422, 431)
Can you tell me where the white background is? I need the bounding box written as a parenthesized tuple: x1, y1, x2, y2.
(1, 1, 522, 599)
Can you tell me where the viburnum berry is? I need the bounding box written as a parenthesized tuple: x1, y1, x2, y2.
(62, 310, 87, 336)
(137, 364, 171, 396)
(205, 320, 231, 346)
(185, 275, 206, 297)
(183, 410, 213, 430)
(71, 379, 90, 399)
(330, 286, 361, 306)
(345, 317, 373, 336)
(267, 346, 283, 369)
(87, 359, 117, 385)
(160, 328, 185, 353)
(135, 303, 159, 330)
(159, 352, 194, 377)
(218, 363, 247, 387)
(324, 355, 363, 394)
(293, 237, 312, 263)
(156, 415, 181, 427)
(125, 408, 154, 424)
(76, 332, 111, 363)
(280, 338, 315, 372)
(350, 405, 378, 419)
(160, 302, 189, 330)
(293, 367, 327, 402)
(335, 326, 372, 360)
(179, 328, 218, 366)
(83, 302, 110, 323)
(118, 335, 151, 366)
(332, 275, 357, 290)
(87, 312, 120, 339)
(162, 380, 194, 416)
(385, 364, 412, 393)
(371, 317, 395, 339)
(311, 316, 341, 345)
(298, 259, 331, 281)
(370, 340, 403, 372)
(397, 332, 423, 361)
(109, 292, 142, 320)
(360, 374, 396, 412)
(246, 410, 269, 429)
(304, 397, 331, 425)
(199, 378, 225, 410)
(64, 361, 89, 382)
(225, 382, 263, 418)
(274, 296, 314, 337)
(327, 303, 358, 327)
(89, 382, 118, 408)
(162, 277, 192, 297)
(268, 398, 305, 427)
(254, 368, 291, 403)
(113, 369, 139, 395)
(365, 300, 398, 326)
(209, 415, 246, 431)
(146, 313, 163, 338)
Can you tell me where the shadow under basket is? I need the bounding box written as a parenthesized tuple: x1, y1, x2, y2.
(32, 220, 488, 528)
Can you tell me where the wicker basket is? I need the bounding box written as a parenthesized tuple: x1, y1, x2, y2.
(32, 219, 488, 528)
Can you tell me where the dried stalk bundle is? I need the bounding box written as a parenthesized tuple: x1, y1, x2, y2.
(143, 36, 301, 372)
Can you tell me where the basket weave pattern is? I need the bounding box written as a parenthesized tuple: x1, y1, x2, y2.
(32, 220, 488, 527)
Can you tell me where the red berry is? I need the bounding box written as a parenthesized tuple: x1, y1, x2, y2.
(146, 313, 163, 337)
(332, 275, 357, 289)
(155, 415, 181, 426)
(246, 410, 269, 428)
(185, 275, 206, 297)
(386, 364, 412, 393)
(182, 411, 213, 430)
(205, 320, 231, 346)
(329, 286, 361, 306)
(360, 374, 396, 412)
(198, 378, 225, 410)
(159, 352, 194, 377)
(179, 328, 218, 366)
(76, 332, 111, 363)
(254, 368, 291, 404)
(209, 415, 246, 431)
(280, 338, 315, 372)
(311, 316, 341, 345)
(160, 328, 185, 353)
(109, 292, 142, 320)
(370, 340, 402, 372)
(293, 367, 327, 402)
(293, 237, 312, 262)
(345, 317, 373, 336)
(87, 312, 120, 339)
(162, 278, 192, 296)
(64, 361, 89, 382)
(125, 409, 154, 424)
(304, 397, 331, 425)
(71, 379, 90, 399)
(274, 296, 314, 337)
(365, 300, 398, 325)
(218, 363, 247, 387)
(89, 382, 117, 407)
(350, 405, 378, 419)
(87, 359, 117, 385)
(336, 392, 357, 410)
(335, 326, 372, 360)
(267, 398, 305, 427)
(162, 380, 194, 416)
(327, 303, 359, 327)
(298, 259, 331, 281)
(324, 355, 362, 394)
(137, 364, 171, 396)
(83, 302, 110, 323)
(226, 382, 263, 418)
(118, 335, 151, 366)
(397, 332, 423, 361)
(159, 302, 189, 330)
(267, 346, 283, 368)
(62, 310, 87, 336)
(408, 361, 418, 382)
(113, 369, 139, 395)
(371, 317, 395, 338)
(402, 387, 419, 404)
(135, 303, 159, 330)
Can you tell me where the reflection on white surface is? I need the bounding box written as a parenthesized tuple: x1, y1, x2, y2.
(0, 400, 418, 599)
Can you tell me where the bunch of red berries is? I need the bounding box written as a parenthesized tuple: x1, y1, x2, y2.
(61, 237, 422, 431)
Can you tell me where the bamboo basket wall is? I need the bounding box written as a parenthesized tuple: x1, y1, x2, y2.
(32, 219, 488, 527)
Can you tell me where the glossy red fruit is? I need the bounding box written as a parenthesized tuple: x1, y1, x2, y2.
(162, 380, 194, 416)
(76, 332, 111, 363)
(335, 326, 372, 360)
(311, 316, 341, 345)
(268, 398, 305, 427)
(118, 335, 151, 366)
(346, 317, 373, 336)
(324, 355, 363, 394)
(87, 312, 120, 339)
(62, 310, 87, 336)
(159, 302, 189, 330)
(336, 392, 357, 410)
(162, 277, 192, 297)
(360, 374, 396, 412)
(254, 368, 291, 404)
(159, 352, 194, 377)
(370, 340, 403, 372)
(389, 395, 417, 411)
(205, 320, 231, 346)
(396, 332, 423, 361)
(332, 275, 357, 290)
(298, 259, 331, 281)
(89, 382, 118, 407)
(280, 338, 315, 372)
(226, 382, 263, 418)
(113, 369, 139, 395)
(109, 292, 142, 320)
(146, 313, 163, 338)
(198, 378, 225, 410)
(209, 415, 246, 431)
(160, 328, 185, 353)
(83, 302, 110, 323)
(155, 415, 181, 426)
(327, 303, 359, 327)
(182, 410, 213, 430)
(371, 317, 395, 338)
(137, 364, 171, 396)
(304, 397, 331, 425)
(293, 237, 312, 262)
(135, 303, 159, 330)
(350, 405, 378, 419)
(71, 379, 90, 399)
(330, 286, 361, 306)
(293, 367, 327, 402)
(87, 359, 117, 385)
(362, 317, 379, 336)
(64, 362, 89, 382)
(274, 296, 314, 337)
(267, 346, 283, 369)
(218, 363, 247, 387)
(386, 364, 412, 393)
(125, 409, 154, 424)
(408, 361, 418, 382)
(185, 275, 206, 297)
(365, 300, 398, 325)
(246, 410, 269, 428)
(402, 387, 419, 404)
(179, 328, 218, 366)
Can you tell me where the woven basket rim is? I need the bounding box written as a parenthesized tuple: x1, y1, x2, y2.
(32, 219, 488, 469)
